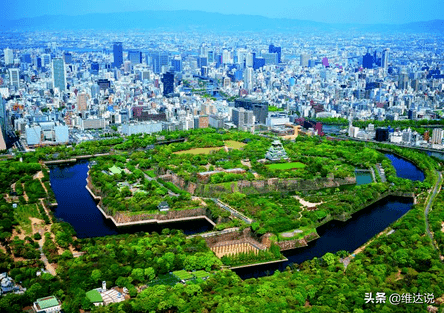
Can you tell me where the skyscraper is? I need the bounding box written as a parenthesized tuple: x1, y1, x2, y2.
(161, 72, 174, 96)
(0, 98, 6, 150)
(234, 98, 268, 124)
(77, 93, 88, 112)
(52, 58, 66, 92)
(232, 107, 254, 130)
(128, 50, 142, 65)
(244, 67, 254, 91)
(269, 44, 282, 63)
(171, 58, 182, 72)
(113, 42, 123, 68)
(63, 52, 73, 64)
(363, 53, 373, 69)
(151, 51, 169, 73)
(382, 49, 390, 69)
(300, 54, 310, 67)
(4, 48, 13, 66)
(8, 68, 20, 87)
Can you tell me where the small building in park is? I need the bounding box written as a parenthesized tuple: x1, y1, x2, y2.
(33, 296, 62, 313)
(86, 289, 104, 307)
(158, 201, 170, 212)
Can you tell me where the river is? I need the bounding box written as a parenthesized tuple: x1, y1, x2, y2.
(49, 153, 424, 278)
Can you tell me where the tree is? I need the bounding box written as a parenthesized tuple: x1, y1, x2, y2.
(91, 269, 102, 282)
(144, 267, 156, 281)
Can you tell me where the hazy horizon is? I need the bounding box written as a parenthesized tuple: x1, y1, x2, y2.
(4, 0, 444, 25)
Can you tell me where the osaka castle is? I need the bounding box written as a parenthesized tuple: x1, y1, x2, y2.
(265, 140, 289, 161)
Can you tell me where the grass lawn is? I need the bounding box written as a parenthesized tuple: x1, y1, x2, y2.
(147, 274, 179, 287)
(14, 204, 42, 235)
(224, 140, 246, 149)
(172, 270, 193, 281)
(192, 270, 210, 279)
(271, 226, 317, 242)
(146, 170, 156, 178)
(173, 147, 222, 155)
(267, 162, 306, 170)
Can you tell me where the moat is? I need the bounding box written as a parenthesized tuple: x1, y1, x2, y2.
(49, 152, 425, 278)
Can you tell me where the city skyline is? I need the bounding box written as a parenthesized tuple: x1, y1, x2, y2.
(3, 0, 444, 25)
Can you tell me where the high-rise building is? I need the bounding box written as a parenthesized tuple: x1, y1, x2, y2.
(253, 57, 265, 70)
(382, 48, 390, 69)
(246, 53, 254, 67)
(8, 68, 20, 87)
(113, 42, 123, 68)
(363, 53, 373, 69)
(171, 58, 182, 72)
(234, 98, 268, 124)
(300, 54, 310, 67)
(262, 53, 278, 65)
(268, 44, 282, 63)
(63, 52, 73, 64)
(232, 107, 254, 130)
(0, 98, 6, 150)
(77, 93, 88, 112)
(4, 48, 13, 66)
(42, 54, 51, 67)
(375, 128, 389, 142)
(207, 51, 214, 63)
(151, 51, 169, 73)
(244, 67, 254, 91)
(128, 50, 142, 65)
(161, 72, 174, 96)
(431, 128, 444, 145)
(52, 58, 66, 92)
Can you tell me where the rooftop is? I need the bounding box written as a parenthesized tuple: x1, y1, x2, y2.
(86, 289, 103, 303)
(35, 296, 60, 310)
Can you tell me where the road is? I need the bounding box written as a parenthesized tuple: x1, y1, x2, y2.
(38, 246, 57, 276)
(425, 171, 442, 252)
(211, 199, 254, 224)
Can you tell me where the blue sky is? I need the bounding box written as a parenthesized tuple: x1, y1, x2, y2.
(3, 0, 442, 24)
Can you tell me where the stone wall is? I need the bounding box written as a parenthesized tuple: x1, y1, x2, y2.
(276, 232, 320, 251)
(163, 171, 357, 197)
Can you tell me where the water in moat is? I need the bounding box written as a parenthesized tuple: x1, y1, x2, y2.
(49, 153, 424, 278)
(234, 152, 424, 278)
(49, 161, 212, 238)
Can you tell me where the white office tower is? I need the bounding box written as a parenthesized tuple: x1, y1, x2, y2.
(382, 49, 390, 70)
(431, 128, 444, 145)
(246, 53, 254, 67)
(245, 67, 254, 91)
(300, 54, 310, 67)
(52, 58, 67, 92)
(4, 48, 13, 65)
(222, 49, 232, 64)
(200, 44, 208, 57)
(8, 68, 19, 87)
(237, 49, 248, 65)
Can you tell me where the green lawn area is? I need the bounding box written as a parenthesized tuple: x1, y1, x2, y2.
(147, 274, 179, 287)
(146, 170, 156, 178)
(14, 204, 42, 235)
(173, 147, 222, 155)
(224, 140, 246, 149)
(267, 162, 306, 170)
(86, 290, 103, 303)
(271, 226, 317, 242)
(192, 270, 210, 279)
(172, 270, 193, 281)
